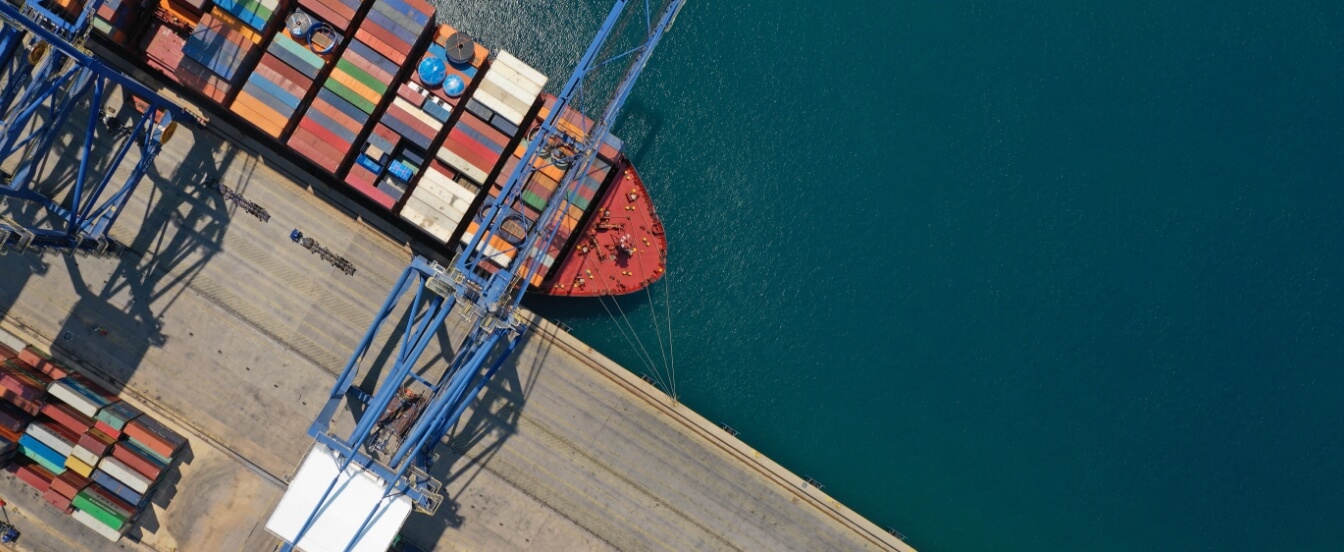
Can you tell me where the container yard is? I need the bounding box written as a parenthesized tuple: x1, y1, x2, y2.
(0, 0, 911, 549)
(0, 344, 187, 543)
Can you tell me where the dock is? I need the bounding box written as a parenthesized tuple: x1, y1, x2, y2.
(0, 45, 913, 551)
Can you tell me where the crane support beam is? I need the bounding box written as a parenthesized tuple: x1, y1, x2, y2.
(0, 0, 185, 255)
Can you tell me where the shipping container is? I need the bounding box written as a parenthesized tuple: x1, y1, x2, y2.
(124, 416, 186, 459)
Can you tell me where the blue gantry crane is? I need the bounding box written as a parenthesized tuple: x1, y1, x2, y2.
(267, 1, 686, 550)
(0, 0, 185, 256)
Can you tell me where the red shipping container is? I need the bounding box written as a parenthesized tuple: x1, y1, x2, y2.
(354, 28, 404, 66)
(298, 118, 352, 157)
(384, 103, 437, 143)
(94, 420, 122, 439)
(298, 0, 349, 31)
(260, 52, 314, 89)
(370, 123, 399, 148)
(397, 82, 425, 108)
(78, 428, 116, 456)
(359, 20, 412, 58)
(50, 470, 89, 499)
(0, 425, 21, 444)
(17, 348, 68, 379)
(112, 442, 167, 480)
(41, 402, 95, 434)
(289, 133, 342, 173)
(11, 461, 55, 491)
(0, 344, 15, 360)
(124, 417, 186, 460)
(43, 486, 74, 511)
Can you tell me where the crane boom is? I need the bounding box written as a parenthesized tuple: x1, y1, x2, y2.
(269, 2, 686, 550)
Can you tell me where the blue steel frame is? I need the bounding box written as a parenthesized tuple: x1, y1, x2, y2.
(0, 0, 187, 255)
(282, 1, 686, 549)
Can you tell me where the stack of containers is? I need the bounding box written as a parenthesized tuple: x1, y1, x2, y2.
(179, 6, 269, 102)
(397, 161, 477, 243)
(213, 0, 282, 32)
(233, 15, 332, 138)
(297, 0, 358, 32)
(0, 360, 51, 416)
(438, 50, 543, 187)
(92, 0, 140, 45)
(339, 0, 435, 207)
(388, 25, 490, 238)
(0, 349, 189, 542)
(292, 0, 434, 182)
(448, 52, 548, 272)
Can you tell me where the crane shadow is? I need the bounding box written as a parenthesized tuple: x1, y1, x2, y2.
(1, 82, 232, 527)
(395, 320, 559, 548)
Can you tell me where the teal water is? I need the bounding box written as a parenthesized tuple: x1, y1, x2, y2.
(437, 1, 1344, 550)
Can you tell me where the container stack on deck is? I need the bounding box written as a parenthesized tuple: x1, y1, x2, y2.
(338, 0, 434, 207)
(177, 3, 270, 102)
(394, 24, 489, 242)
(0, 344, 187, 542)
(289, 0, 430, 174)
(93, 0, 141, 45)
(450, 51, 547, 275)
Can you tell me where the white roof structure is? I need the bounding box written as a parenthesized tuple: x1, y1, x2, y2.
(266, 443, 414, 552)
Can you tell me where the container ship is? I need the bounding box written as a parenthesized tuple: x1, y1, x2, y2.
(86, 0, 666, 296)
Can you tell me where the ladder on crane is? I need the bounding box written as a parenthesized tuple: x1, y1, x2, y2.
(266, 1, 686, 550)
(0, 0, 185, 256)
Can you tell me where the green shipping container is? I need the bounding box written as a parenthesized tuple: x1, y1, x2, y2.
(74, 491, 131, 530)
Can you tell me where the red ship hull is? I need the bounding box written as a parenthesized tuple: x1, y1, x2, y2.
(539, 161, 666, 296)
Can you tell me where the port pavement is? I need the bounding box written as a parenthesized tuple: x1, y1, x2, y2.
(0, 44, 912, 551)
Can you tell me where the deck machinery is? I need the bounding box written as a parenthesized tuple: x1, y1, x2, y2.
(265, 1, 686, 550)
(0, 0, 183, 256)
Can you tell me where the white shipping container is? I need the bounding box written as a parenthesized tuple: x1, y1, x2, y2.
(26, 423, 76, 456)
(400, 200, 457, 243)
(419, 168, 479, 204)
(99, 456, 154, 494)
(496, 51, 549, 90)
(71, 443, 101, 467)
(414, 177, 473, 216)
(406, 189, 465, 225)
(72, 508, 126, 541)
(477, 77, 537, 114)
(483, 61, 545, 98)
(471, 91, 526, 126)
(49, 381, 101, 417)
(411, 200, 464, 236)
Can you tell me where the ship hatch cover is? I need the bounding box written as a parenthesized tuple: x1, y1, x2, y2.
(445, 32, 475, 65)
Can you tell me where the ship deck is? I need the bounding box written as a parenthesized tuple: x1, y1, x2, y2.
(543, 161, 668, 297)
(0, 43, 912, 551)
